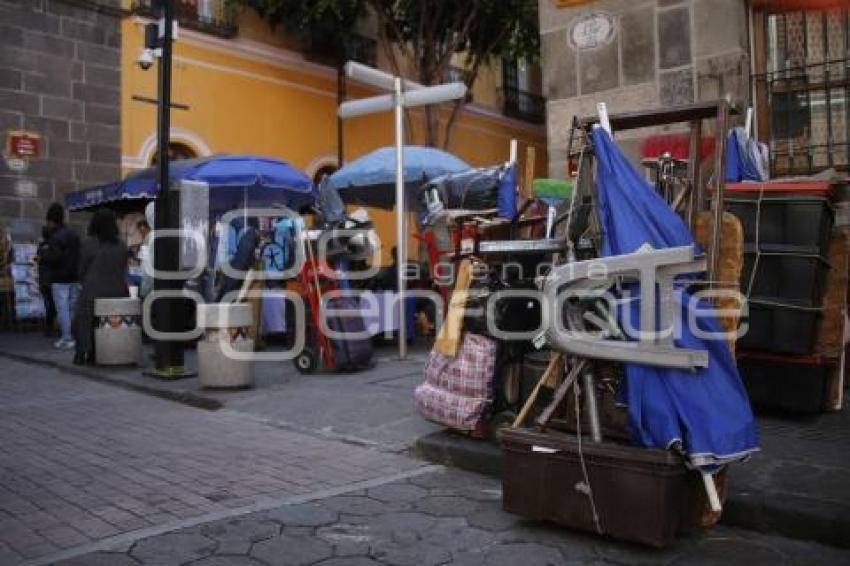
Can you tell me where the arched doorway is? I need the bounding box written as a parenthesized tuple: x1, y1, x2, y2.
(149, 142, 198, 165)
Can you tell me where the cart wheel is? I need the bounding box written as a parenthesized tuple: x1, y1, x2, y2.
(294, 348, 318, 374)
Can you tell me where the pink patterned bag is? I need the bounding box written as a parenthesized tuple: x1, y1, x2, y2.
(414, 333, 497, 432)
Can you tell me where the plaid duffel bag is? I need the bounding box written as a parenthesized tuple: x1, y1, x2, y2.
(414, 332, 497, 432)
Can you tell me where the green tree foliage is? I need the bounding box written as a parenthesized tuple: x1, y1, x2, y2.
(231, 0, 539, 148)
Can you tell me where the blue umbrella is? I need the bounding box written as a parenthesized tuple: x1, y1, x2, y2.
(593, 126, 759, 470)
(66, 155, 315, 211)
(326, 146, 470, 208)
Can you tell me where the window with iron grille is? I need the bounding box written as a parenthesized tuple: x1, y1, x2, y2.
(754, 7, 850, 176)
(132, 0, 237, 38)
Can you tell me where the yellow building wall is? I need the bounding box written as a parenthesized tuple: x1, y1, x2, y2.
(121, 17, 547, 264)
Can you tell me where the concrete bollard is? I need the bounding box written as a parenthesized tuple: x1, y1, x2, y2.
(94, 297, 142, 366)
(197, 303, 255, 389)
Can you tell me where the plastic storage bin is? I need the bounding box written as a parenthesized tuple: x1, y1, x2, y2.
(741, 251, 830, 306)
(501, 428, 702, 548)
(738, 299, 821, 355)
(737, 354, 830, 413)
(94, 297, 142, 365)
(726, 196, 833, 255)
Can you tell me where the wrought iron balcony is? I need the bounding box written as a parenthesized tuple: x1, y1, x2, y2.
(502, 85, 545, 124)
(132, 0, 237, 39)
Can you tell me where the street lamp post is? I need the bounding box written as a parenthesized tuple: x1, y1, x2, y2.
(338, 62, 466, 360)
(146, 0, 192, 379)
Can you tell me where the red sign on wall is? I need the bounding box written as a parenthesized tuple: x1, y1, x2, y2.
(7, 131, 41, 158)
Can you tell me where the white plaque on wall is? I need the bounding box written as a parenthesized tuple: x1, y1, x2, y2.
(569, 12, 616, 50)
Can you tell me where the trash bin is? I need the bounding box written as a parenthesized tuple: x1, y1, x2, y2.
(197, 303, 254, 388)
(94, 297, 142, 366)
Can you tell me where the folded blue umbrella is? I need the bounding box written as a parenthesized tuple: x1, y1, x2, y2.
(593, 127, 759, 469)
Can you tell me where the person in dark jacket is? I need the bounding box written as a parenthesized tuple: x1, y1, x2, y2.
(75, 209, 129, 365)
(36, 225, 57, 336)
(41, 203, 81, 349)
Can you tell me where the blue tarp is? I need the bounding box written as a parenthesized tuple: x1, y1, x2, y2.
(66, 155, 315, 211)
(594, 127, 759, 469)
(496, 163, 517, 219)
(326, 146, 470, 208)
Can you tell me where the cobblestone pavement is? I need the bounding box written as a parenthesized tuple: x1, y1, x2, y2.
(59, 467, 850, 566)
(0, 359, 424, 565)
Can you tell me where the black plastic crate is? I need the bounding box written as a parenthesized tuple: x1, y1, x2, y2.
(741, 251, 830, 306)
(726, 196, 833, 254)
(737, 355, 831, 413)
(738, 300, 821, 355)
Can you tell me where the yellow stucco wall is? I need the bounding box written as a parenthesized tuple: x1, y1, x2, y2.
(121, 17, 547, 263)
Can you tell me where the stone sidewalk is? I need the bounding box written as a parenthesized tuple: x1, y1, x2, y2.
(1, 332, 849, 552)
(0, 333, 440, 453)
(57, 468, 850, 566)
(0, 358, 426, 565)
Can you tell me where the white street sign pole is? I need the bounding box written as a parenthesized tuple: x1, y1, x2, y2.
(394, 77, 407, 359)
(339, 63, 466, 361)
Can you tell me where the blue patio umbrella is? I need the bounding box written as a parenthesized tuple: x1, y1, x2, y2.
(66, 155, 315, 212)
(593, 126, 759, 470)
(326, 146, 470, 208)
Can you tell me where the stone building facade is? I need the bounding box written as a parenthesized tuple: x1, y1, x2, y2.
(0, 0, 122, 239)
(539, 0, 750, 178)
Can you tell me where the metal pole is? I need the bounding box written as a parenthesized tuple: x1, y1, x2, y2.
(710, 99, 729, 289)
(395, 77, 406, 360)
(149, 0, 189, 378)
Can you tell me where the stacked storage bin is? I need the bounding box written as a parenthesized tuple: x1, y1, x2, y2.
(728, 180, 843, 413)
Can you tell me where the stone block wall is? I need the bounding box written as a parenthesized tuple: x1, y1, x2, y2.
(0, 0, 122, 240)
(539, 0, 749, 178)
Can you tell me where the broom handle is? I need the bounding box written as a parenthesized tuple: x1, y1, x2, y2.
(702, 473, 722, 513)
(511, 353, 562, 429)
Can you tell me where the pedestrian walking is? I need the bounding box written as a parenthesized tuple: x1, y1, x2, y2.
(75, 209, 129, 365)
(36, 225, 57, 336)
(41, 203, 81, 350)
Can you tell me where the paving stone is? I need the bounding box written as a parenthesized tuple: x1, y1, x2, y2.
(265, 503, 339, 527)
(314, 558, 383, 566)
(682, 537, 791, 566)
(191, 557, 267, 566)
(365, 484, 427, 504)
(371, 540, 451, 566)
(55, 552, 140, 566)
(130, 533, 217, 565)
(481, 542, 565, 566)
(316, 523, 374, 551)
(466, 508, 522, 532)
(414, 496, 479, 517)
(320, 496, 404, 517)
(251, 534, 333, 566)
(368, 511, 436, 536)
(200, 517, 280, 546)
(0, 356, 418, 564)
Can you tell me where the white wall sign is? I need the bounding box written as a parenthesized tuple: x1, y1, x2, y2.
(15, 179, 37, 197)
(4, 155, 27, 172)
(569, 12, 616, 50)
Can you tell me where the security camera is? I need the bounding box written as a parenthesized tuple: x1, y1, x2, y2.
(137, 48, 155, 71)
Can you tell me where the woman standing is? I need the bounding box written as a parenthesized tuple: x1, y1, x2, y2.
(75, 210, 129, 365)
